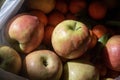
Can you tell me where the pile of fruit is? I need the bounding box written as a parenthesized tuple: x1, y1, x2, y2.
(0, 0, 120, 80)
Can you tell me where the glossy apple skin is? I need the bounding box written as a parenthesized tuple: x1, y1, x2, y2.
(103, 35, 120, 71)
(5, 14, 44, 54)
(61, 59, 99, 80)
(0, 46, 21, 74)
(52, 20, 91, 59)
(23, 50, 63, 80)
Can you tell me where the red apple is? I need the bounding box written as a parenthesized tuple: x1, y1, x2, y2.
(48, 11, 65, 26)
(30, 10, 48, 26)
(55, 0, 68, 14)
(52, 20, 91, 59)
(0, 46, 21, 74)
(23, 50, 63, 80)
(66, 13, 77, 20)
(5, 13, 44, 54)
(103, 35, 120, 71)
(69, 0, 87, 14)
(88, 30, 98, 49)
(92, 24, 108, 39)
(43, 25, 55, 47)
(88, 1, 107, 20)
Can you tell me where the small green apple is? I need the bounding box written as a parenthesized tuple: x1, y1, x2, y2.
(103, 78, 114, 80)
(61, 59, 99, 80)
(52, 20, 91, 59)
(0, 46, 21, 74)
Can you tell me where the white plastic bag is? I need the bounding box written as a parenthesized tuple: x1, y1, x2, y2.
(0, 0, 24, 30)
(0, 0, 24, 45)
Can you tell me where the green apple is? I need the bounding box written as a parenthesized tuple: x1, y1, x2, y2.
(23, 50, 63, 80)
(5, 13, 44, 54)
(0, 46, 21, 74)
(52, 20, 91, 59)
(61, 59, 99, 80)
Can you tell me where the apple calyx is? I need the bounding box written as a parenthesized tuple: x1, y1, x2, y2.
(41, 57, 48, 67)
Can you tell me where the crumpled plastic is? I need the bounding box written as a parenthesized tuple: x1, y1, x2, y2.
(0, 0, 24, 45)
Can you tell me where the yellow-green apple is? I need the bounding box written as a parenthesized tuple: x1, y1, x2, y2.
(27, 0, 56, 13)
(61, 59, 99, 80)
(102, 78, 114, 80)
(23, 50, 63, 80)
(52, 20, 91, 59)
(103, 35, 120, 71)
(5, 13, 44, 54)
(0, 46, 21, 74)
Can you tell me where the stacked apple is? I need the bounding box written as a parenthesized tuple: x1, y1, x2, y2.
(1, 0, 120, 80)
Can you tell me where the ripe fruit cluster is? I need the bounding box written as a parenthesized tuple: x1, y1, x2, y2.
(0, 0, 120, 80)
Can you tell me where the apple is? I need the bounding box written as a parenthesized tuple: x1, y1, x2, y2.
(61, 59, 99, 80)
(30, 10, 48, 26)
(88, 1, 107, 20)
(48, 11, 65, 26)
(5, 13, 44, 54)
(102, 78, 114, 80)
(52, 20, 91, 59)
(88, 30, 98, 49)
(23, 50, 63, 80)
(0, 46, 21, 74)
(27, 0, 56, 13)
(42, 25, 55, 47)
(66, 13, 77, 20)
(103, 35, 120, 71)
(92, 24, 108, 39)
(69, 0, 87, 14)
(55, 0, 68, 14)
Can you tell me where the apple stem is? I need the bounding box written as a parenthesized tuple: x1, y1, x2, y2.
(74, 22, 81, 31)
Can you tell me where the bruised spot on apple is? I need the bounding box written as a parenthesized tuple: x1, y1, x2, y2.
(0, 46, 21, 74)
(52, 20, 91, 59)
(5, 13, 44, 54)
(23, 50, 63, 80)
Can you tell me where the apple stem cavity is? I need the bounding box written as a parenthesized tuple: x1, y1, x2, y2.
(69, 22, 81, 31)
(74, 22, 81, 31)
(41, 57, 48, 67)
